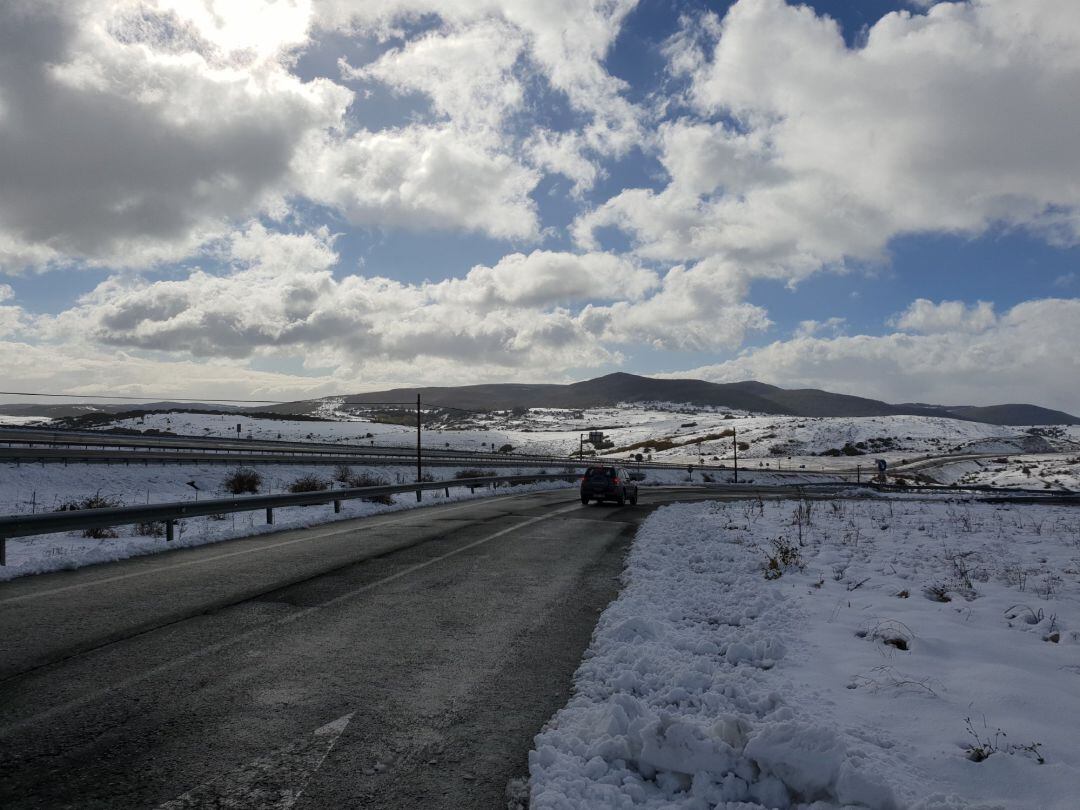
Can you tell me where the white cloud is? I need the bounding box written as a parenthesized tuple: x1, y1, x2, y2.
(577, 0, 1080, 282)
(0, 0, 349, 272)
(891, 299, 996, 334)
(0, 340, 344, 401)
(434, 251, 658, 309)
(30, 224, 775, 382)
(581, 259, 772, 351)
(318, 0, 644, 164)
(667, 298, 1080, 413)
(0, 282, 26, 337)
(1, 0, 643, 270)
(295, 125, 542, 240)
(344, 19, 527, 132)
(794, 317, 846, 339)
(38, 226, 653, 378)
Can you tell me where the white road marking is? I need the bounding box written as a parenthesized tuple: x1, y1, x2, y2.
(157, 713, 353, 809)
(0, 502, 585, 735)
(0, 489, 567, 605)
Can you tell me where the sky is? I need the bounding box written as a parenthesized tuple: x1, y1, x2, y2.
(0, 0, 1078, 411)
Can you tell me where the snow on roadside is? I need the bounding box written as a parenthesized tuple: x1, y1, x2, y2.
(926, 455, 1080, 492)
(530, 498, 1080, 809)
(0, 462, 571, 581)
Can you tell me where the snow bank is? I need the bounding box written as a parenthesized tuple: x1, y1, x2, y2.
(531, 498, 1080, 808)
(0, 461, 570, 581)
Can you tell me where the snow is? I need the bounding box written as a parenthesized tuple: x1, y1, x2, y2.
(924, 455, 1080, 492)
(92, 408, 1080, 474)
(530, 497, 1080, 809)
(0, 415, 53, 425)
(0, 461, 571, 581)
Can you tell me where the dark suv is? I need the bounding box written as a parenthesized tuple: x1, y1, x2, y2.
(580, 465, 638, 506)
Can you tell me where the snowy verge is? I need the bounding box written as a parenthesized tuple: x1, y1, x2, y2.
(0, 462, 571, 581)
(530, 498, 1080, 809)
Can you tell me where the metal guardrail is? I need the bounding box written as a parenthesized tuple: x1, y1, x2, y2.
(0, 473, 577, 565)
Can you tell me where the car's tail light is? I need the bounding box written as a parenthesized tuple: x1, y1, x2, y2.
(612, 477, 620, 484)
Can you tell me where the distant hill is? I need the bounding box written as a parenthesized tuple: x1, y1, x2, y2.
(5, 374, 1077, 426)
(0, 401, 246, 420)
(941, 404, 1080, 426)
(259, 373, 1079, 426)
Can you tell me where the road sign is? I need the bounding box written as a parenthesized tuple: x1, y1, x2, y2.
(876, 458, 887, 473)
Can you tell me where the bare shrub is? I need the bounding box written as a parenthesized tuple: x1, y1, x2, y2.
(56, 492, 122, 538)
(333, 464, 353, 484)
(924, 583, 952, 602)
(347, 472, 394, 505)
(135, 521, 165, 537)
(224, 468, 262, 495)
(763, 536, 802, 580)
(288, 475, 329, 493)
(856, 618, 914, 653)
(454, 468, 497, 479)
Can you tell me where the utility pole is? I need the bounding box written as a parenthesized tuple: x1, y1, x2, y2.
(579, 433, 584, 459)
(733, 428, 738, 484)
(416, 393, 422, 501)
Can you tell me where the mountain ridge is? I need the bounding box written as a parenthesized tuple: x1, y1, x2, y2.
(2, 374, 1076, 426)
(263, 372, 1079, 426)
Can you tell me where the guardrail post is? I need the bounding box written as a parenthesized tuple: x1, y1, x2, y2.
(334, 500, 341, 513)
(0, 537, 5, 565)
(166, 520, 174, 543)
(266, 507, 274, 525)
(444, 486, 450, 497)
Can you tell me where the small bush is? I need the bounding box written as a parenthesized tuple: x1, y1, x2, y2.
(454, 468, 497, 479)
(763, 536, 802, 579)
(347, 472, 394, 505)
(224, 467, 262, 494)
(56, 493, 122, 538)
(57, 493, 121, 512)
(135, 521, 166, 537)
(288, 475, 329, 493)
(333, 464, 353, 483)
(924, 584, 952, 603)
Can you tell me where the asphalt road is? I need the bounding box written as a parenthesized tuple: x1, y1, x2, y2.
(0, 485, 739, 809)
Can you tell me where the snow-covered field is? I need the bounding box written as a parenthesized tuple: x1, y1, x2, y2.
(95, 408, 1080, 471)
(0, 415, 54, 425)
(0, 461, 573, 581)
(924, 455, 1080, 492)
(530, 496, 1080, 809)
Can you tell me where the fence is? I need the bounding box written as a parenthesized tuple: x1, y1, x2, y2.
(0, 473, 577, 565)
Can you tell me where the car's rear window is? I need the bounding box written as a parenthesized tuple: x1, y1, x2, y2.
(585, 467, 615, 478)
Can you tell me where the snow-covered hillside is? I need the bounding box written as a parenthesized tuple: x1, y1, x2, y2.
(924, 455, 1080, 491)
(96, 407, 1080, 470)
(531, 497, 1080, 808)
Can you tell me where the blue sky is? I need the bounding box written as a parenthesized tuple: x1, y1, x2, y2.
(0, 0, 1078, 411)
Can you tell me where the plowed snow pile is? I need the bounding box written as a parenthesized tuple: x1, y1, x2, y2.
(530, 497, 1080, 809)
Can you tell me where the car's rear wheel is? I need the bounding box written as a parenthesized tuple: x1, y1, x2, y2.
(630, 491, 638, 505)
(580, 494, 589, 505)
